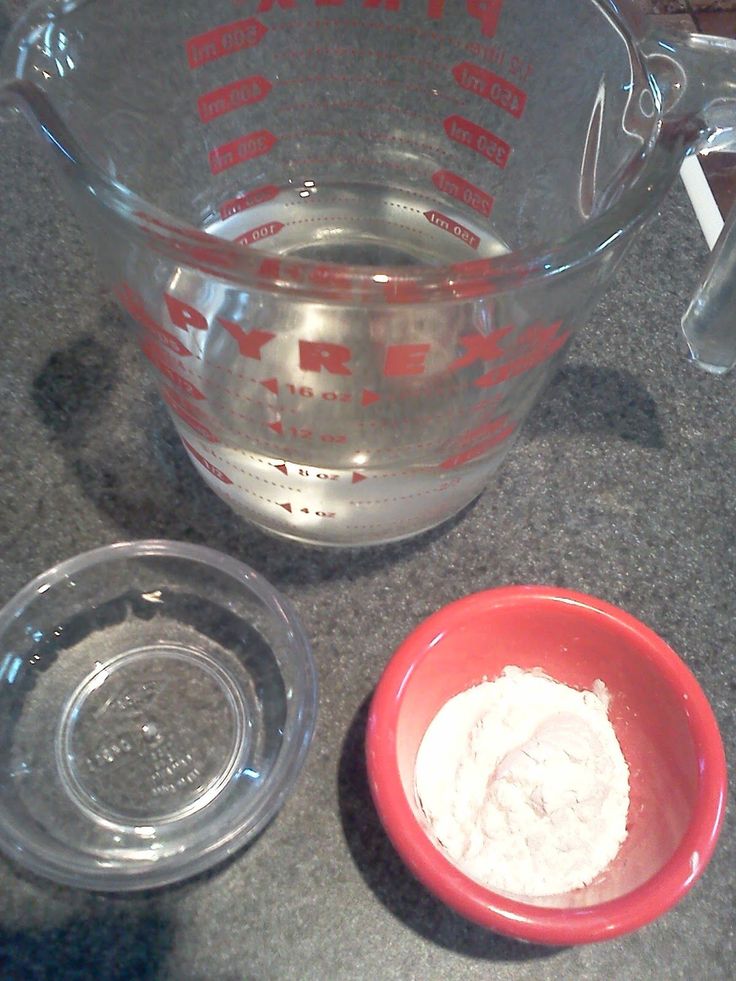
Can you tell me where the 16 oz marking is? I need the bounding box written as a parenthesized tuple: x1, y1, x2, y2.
(286, 384, 352, 402)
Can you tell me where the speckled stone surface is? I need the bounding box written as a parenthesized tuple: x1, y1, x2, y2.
(1, 4, 734, 980)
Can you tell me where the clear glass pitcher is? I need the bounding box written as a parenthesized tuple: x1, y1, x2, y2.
(2, 0, 735, 546)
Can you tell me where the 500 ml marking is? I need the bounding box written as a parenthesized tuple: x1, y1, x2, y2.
(186, 17, 267, 68)
(452, 61, 526, 119)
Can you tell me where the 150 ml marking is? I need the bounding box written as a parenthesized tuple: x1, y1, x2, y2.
(198, 75, 272, 122)
(220, 184, 280, 219)
(452, 61, 526, 119)
(209, 129, 277, 174)
(444, 114, 510, 167)
(424, 209, 480, 250)
(186, 18, 268, 68)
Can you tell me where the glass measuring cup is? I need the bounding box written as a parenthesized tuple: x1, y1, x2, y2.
(2, 1, 736, 547)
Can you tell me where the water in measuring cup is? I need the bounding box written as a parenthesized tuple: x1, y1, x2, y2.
(211, 180, 507, 265)
(177, 182, 516, 545)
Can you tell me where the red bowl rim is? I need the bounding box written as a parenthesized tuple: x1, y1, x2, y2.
(365, 585, 728, 946)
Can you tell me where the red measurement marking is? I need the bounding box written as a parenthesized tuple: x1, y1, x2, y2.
(444, 114, 510, 168)
(267, 420, 284, 435)
(474, 322, 570, 388)
(236, 221, 284, 246)
(209, 130, 277, 175)
(432, 169, 493, 217)
(260, 377, 280, 394)
(361, 389, 380, 406)
(424, 209, 480, 250)
(352, 471, 367, 483)
(220, 184, 280, 220)
(452, 62, 526, 119)
(271, 462, 289, 475)
(440, 419, 516, 469)
(467, 0, 505, 37)
(185, 18, 267, 69)
(198, 75, 272, 123)
(182, 439, 233, 484)
(141, 340, 206, 400)
(162, 388, 220, 443)
(278, 501, 293, 513)
(114, 284, 193, 358)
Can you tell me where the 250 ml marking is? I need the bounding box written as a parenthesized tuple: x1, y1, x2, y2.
(432, 169, 493, 217)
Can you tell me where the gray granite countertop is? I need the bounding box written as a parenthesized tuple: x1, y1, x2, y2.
(1, 4, 734, 979)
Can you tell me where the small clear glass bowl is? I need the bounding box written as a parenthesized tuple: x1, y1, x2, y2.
(0, 540, 317, 891)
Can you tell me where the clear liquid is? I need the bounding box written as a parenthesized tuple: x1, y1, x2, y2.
(209, 180, 507, 266)
(171, 182, 516, 546)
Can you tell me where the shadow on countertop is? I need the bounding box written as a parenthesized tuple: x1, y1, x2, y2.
(0, 905, 171, 981)
(336, 698, 563, 964)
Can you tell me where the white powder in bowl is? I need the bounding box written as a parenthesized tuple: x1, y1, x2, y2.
(414, 667, 630, 897)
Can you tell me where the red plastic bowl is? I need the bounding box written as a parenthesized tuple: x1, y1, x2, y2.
(366, 586, 727, 946)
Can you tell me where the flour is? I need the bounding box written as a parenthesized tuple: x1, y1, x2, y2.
(414, 667, 630, 897)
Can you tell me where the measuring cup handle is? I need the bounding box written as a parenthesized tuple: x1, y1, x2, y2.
(649, 28, 736, 374)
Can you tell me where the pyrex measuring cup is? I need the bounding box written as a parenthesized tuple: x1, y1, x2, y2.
(2, 1, 736, 546)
